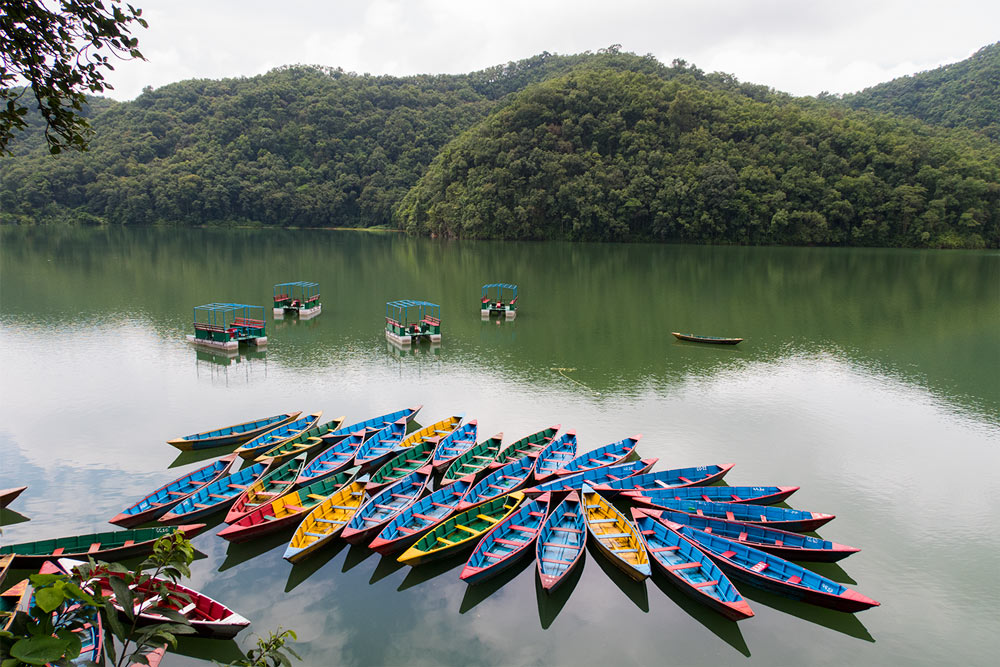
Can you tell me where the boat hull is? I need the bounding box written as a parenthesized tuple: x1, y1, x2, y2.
(0, 524, 205, 568)
(167, 412, 300, 451)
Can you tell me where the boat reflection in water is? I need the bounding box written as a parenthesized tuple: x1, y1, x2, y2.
(194, 348, 267, 385)
(385, 340, 441, 358)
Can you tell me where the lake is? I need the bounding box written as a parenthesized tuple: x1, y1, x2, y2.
(1, 226, 998, 665)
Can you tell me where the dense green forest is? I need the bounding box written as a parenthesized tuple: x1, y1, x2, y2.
(1, 48, 998, 247)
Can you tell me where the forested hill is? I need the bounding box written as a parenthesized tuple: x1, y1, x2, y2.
(841, 42, 1000, 140)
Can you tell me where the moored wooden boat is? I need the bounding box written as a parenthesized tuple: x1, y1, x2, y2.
(166, 412, 300, 451)
(398, 414, 464, 450)
(555, 435, 641, 476)
(461, 493, 551, 584)
(233, 411, 322, 460)
(0, 485, 27, 509)
(319, 406, 422, 444)
(367, 439, 439, 493)
(283, 476, 368, 563)
(110, 453, 240, 527)
(581, 484, 650, 581)
(590, 463, 735, 494)
(457, 457, 535, 510)
(0, 525, 205, 568)
(671, 332, 743, 345)
(225, 454, 308, 523)
(531, 432, 578, 482)
(622, 484, 797, 506)
(1, 576, 30, 632)
(670, 523, 879, 612)
(253, 415, 346, 464)
(643, 498, 835, 532)
(631, 508, 753, 621)
(524, 458, 658, 497)
(369, 476, 475, 555)
(536, 491, 586, 592)
(0, 554, 12, 588)
(430, 421, 479, 472)
(488, 425, 559, 470)
(398, 492, 524, 566)
(341, 466, 433, 545)
(440, 433, 503, 485)
(159, 462, 269, 523)
(350, 420, 410, 471)
(297, 430, 369, 485)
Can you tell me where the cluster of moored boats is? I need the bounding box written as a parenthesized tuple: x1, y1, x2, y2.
(1, 406, 878, 657)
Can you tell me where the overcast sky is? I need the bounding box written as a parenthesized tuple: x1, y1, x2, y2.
(101, 0, 998, 100)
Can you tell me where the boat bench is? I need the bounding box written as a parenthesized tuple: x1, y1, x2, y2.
(692, 580, 718, 588)
(666, 562, 701, 571)
(493, 537, 525, 547)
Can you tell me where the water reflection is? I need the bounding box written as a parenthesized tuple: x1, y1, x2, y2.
(285, 543, 347, 593)
(173, 635, 246, 664)
(219, 532, 288, 571)
(459, 554, 533, 614)
(534, 558, 585, 629)
(0, 507, 30, 527)
(397, 551, 468, 591)
(385, 340, 441, 358)
(194, 348, 267, 385)
(588, 544, 649, 612)
(342, 543, 377, 573)
(738, 585, 876, 642)
(369, 553, 407, 585)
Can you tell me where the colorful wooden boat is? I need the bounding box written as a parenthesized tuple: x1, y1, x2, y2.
(642, 498, 835, 532)
(524, 458, 658, 496)
(110, 453, 240, 527)
(0, 554, 12, 588)
(367, 439, 439, 493)
(458, 457, 535, 510)
(555, 435, 641, 476)
(461, 493, 551, 584)
(1, 577, 30, 632)
(341, 466, 432, 545)
(225, 454, 308, 523)
(398, 492, 524, 566)
(159, 462, 269, 523)
(581, 484, 650, 581)
(132, 645, 166, 667)
(440, 433, 503, 485)
(631, 508, 753, 621)
(283, 476, 369, 563)
(0, 525, 205, 568)
(643, 508, 860, 562)
(218, 468, 359, 543)
(398, 414, 464, 451)
(351, 420, 410, 471)
(671, 332, 743, 345)
(319, 406, 422, 443)
(369, 476, 476, 555)
(166, 412, 300, 451)
(430, 421, 479, 472)
(590, 464, 735, 494)
(297, 430, 370, 485)
(489, 425, 559, 469)
(670, 523, 879, 612)
(536, 491, 586, 592)
(0, 485, 27, 509)
(233, 411, 322, 460)
(622, 484, 797, 506)
(531, 432, 578, 481)
(254, 415, 346, 464)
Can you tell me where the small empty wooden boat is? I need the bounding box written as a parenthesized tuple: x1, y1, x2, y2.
(670, 523, 879, 612)
(430, 421, 479, 472)
(457, 457, 535, 510)
(622, 484, 798, 506)
(643, 498, 835, 532)
(556, 435, 641, 476)
(536, 491, 586, 592)
(0, 524, 205, 567)
(225, 454, 308, 523)
(297, 430, 369, 485)
(0, 486, 27, 509)
(590, 464, 735, 494)
(398, 492, 524, 566)
(111, 453, 240, 527)
(320, 406, 422, 444)
(461, 493, 552, 584)
(671, 332, 743, 345)
(525, 458, 658, 496)
(489, 425, 560, 469)
(367, 439, 439, 493)
(341, 466, 432, 545)
(631, 508, 753, 621)
(159, 462, 269, 523)
(440, 433, 503, 485)
(1, 576, 30, 632)
(581, 484, 650, 581)
(369, 476, 475, 555)
(0, 554, 14, 589)
(253, 416, 346, 464)
(233, 411, 322, 460)
(531, 432, 578, 482)
(351, 420, 410, 471)
(397, 414, 464, 452)
(283, 476, 368, 563)
(166, 412, 300, 451)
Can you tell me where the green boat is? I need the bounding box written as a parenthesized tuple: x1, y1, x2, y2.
(0, 524, 205, 568)
(490, 425, 560, 469)
(398, 492, 524, 565)
(225, 454, 308, 523)
(441, 433, 503, 485)
(367, 439, 438, 492)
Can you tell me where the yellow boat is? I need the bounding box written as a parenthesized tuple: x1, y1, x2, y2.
(399, 414, 463, 449)
(581, 483, 651, 581)
(282, 476, 369, 563)
(253, 416, 346, 465)
(397, 492, 524, 566)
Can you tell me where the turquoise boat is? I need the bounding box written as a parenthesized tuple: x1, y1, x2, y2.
(531, 432, 578, 481)
(461, 493, 551, 584)
(159, 462, 269, 523)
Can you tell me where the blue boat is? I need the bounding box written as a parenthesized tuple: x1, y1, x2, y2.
(296, 431, 369, 485)
(525, 458, 658, 496)
(555, 435, 641, 475)
(431, 421, 479, 471)
(590, 464, 735, 493)
(368, 476, 476, 554)
(461, 493, 552, 584)
(159, 461, 269, 523)
(352, 421, 409, 470)
(620, 484, 797, 505)
(631, 508, 753, 621)
(321, 406, 422, 443)
(531, 432, 578, 481)
(167, 412, 300, 451)
(639, 498, 835, 532)
(457, 456, 535, 510)
(234, 412, 322, 460)
(340, 466, 432, 545)
(536, 491, 586, 592)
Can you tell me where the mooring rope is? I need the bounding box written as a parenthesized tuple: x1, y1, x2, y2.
(550, 367, 601, 395)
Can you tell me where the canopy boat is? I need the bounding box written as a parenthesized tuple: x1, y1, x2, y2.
(581, 484, 650, 581)
(233, 412, 322, 460)
(440, 433, 503, 485)
(555, 435, 641, 476)
(643, 508, 860, 562)
(536, 491, 586, 592)
(166, 412, 299, 451)
(531, 432, 578, 482)
(351, 421, 410, 471)
(273, 281, 321, 318)
(631, 509, 753, 621)
(159, 462, 269, 523)
(671, 332, 743, 345)
(225, 454, 308, 523)
(187, 302, 267, 352)
(0, 524, 205, 568)
(319, 406, 422, 444)
(461, 493, 551, 584)
(481, 283, 518, 318)
(0, 485, 27, 509)
(458, 457, 535, 510)
(643, 498, 835, 532)
(218, 468, 359, 543)
(489, 425, 560, 470)
(623, 484, 798, 507)
(254, 416, 346, 465)
(110, 453, 240, 527)
(590, 464, 735, 494)
(367, 439, 440, 493)
(369, 476, 476, 555)
(341, 466, 433, 545)
(670, 523, 879, 612)
(283, 476, 368, 563)
(398, 492, 524, 566)
(430, 421, 479, 472)
(524, 458, 658, 497)
(385, 300, 442, 345)
(297, 430, 370, 485)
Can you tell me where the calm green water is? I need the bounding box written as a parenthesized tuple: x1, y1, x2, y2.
(1, 227, 998, 665)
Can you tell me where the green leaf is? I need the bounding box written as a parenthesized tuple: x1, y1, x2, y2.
(34, 586, 65, 614)
(107, 576, 134, 620)
(10, 635, 73, 665)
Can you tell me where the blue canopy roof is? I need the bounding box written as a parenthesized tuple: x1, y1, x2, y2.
(387, 300, 439, 309)
(274, 281, 319, 288)
(482, 283, 517, 290)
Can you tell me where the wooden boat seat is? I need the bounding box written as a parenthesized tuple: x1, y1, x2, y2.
(471, 455, 493, 461)
(167, 490, 188, 496)
(737, 532, 748, 541)
(476, 514, 500, 524)
(283, 505, 304, 512)
(52, 548, 65, 555)
(271, 480, 293, 485)
(552, 527, 582, 534)
(263, 515, 280, 521)
(457, 525, 480, 534)
(721, 550, 737, 558)
(482, 551, 506, 559)
(390, 494, 415, 500)
(487, 484, 507, 491)
(305, 531, 326, 538)
(589, 518, 616, 524)
(774, 539, 784, 546)
(648, 546, 680, 553)
(528, 511, 546, 517)
(667, 562, 701, 571)
(429, 502, 453, 509)
(228, 484, 247, 490)
(412, 513, 437, 521)
(539, 556, 573, 565)
(325, 504, 357, 511)
(653, 480, 671, 488)
(193, 502, 212, 509)
(88, 543, 102, 553)
(361, 516, 385, 523)
(750, 562, 769, 573)
(508, 524, 535, 533)
(375, 504, 398, 511)
(314, 518, 346, 525)
(787, 575, 802, 584)
(640, 529, 655, 535)
(493, 537, 526, 547)
(678, 476, 692, 483)
(123, 540, 135, 547)
(307, 494, 327, 501)
(598, 532, 631, 539)
(208, 494, 229, 500)
(692, 580, 718, 588)
(396, 525, 417, 534)
(437, 536, 455, 545)
(611, 548, 638, 554)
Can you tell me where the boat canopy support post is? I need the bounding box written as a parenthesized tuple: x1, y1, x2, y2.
(187, 303, 267, 350)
